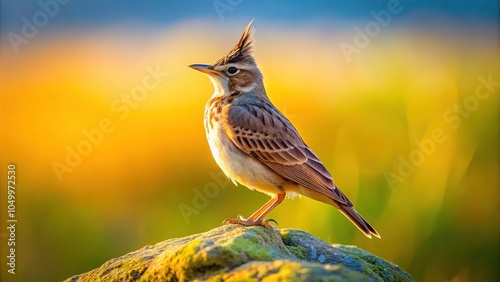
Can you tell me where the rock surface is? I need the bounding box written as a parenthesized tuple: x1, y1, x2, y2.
(65, 225, 413, 281)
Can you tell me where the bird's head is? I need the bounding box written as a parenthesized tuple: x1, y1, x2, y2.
(189, 20, 263, 96)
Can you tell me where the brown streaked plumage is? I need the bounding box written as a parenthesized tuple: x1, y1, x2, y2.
(189, 20, 380, 239)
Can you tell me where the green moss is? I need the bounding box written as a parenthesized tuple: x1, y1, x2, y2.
(212, 260, 372, 282)
(280, 229, 308, 259)
(230, 236, 274, 260)
(335, 245, 413, 282)
(286, 245, 309, 260)
(66, 225, 413, 282)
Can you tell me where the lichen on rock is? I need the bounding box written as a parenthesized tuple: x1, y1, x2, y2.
(65, 225, 413, 282)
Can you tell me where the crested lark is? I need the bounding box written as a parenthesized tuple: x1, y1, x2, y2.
(189, 20, 380, 238)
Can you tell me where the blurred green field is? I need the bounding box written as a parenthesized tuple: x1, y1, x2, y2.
(0, 19, 498, 282)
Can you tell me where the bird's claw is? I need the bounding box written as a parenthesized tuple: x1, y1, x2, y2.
(223, 216, 278, 227)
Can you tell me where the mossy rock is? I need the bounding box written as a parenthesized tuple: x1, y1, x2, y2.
(65, 225, 413, 281)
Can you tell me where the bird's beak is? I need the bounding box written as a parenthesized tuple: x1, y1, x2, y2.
(188, 64, 218, 74)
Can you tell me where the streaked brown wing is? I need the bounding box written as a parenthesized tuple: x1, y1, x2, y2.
(224, 99, 352, 207)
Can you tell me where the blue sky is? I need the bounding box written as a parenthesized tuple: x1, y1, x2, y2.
(1, 0, 498, 31)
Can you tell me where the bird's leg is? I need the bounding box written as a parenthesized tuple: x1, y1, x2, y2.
(224, 194, 285, 227)
(247, 194, 285, 221)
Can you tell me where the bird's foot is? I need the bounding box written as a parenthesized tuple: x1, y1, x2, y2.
(223, 215, 278, 227)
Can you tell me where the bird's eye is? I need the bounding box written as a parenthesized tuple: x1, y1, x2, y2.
(227, 67, 238, 74)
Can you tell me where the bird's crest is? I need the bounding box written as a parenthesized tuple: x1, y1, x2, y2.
(214, 19, 256, 66)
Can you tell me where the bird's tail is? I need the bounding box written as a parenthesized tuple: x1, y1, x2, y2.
(338, 205, 381, 239)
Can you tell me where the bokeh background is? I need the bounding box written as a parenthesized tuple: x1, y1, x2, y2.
(0, 1, 498, 281)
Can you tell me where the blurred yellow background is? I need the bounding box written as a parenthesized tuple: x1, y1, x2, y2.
(0, 2, 499, 281)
